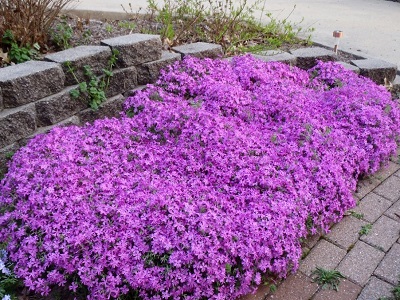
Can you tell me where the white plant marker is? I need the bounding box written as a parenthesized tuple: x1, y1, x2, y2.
(333, 30, 343, 54)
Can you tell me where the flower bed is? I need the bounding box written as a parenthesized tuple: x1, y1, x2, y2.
(0, 56, 399, 299)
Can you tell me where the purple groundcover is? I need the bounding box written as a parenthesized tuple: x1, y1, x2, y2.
(0, 55, 399, 299)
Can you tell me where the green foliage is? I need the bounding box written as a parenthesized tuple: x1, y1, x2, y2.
(51, 17, 74, 49)
(122, 0, 313, 55)
(67, 49, 119, 110)
(311, 267, 345, 291)
(349, 210, 364, 220)
(1, 30, 39, 64)
(359, 224, 372, 236)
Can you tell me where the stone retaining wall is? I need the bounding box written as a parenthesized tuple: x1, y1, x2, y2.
(0, 35, 398, 176)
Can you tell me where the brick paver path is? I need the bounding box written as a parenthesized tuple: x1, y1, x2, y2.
(241, 159, 400, 300)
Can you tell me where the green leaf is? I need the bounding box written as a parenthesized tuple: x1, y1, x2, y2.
(79, 82, 88, 93)
(70, 89, 80, 98)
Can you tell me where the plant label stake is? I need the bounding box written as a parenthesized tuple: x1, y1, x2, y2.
(333, 30, 343, 54)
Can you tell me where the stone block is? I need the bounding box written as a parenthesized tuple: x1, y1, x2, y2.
(101, 34, 162, 67)
(337, 241, 384, 286)
(124, 85, 146, 97)
(252, 50, 297, 66)
(312, 279, 361, 300)
(35, 86, 87, 127)
(44, 45, 112, 86)
(78, 94, 125, 124)
(336, 61, 360, 74)
(392, 75, 400, 98)
(266, 272, 318, 300)
(351, 192, 392, 223)
(0, 61, 65, 108)
(240, 284, 270, 300)
(384, 198, 400, 221)
(106, 66, 138, 97)
(360, 215, 400, 252)
(18, 116, 80, 147)
(137, 51, 181, 85)
(374, 243, 400, 285)
(325, 216, 368, 250)
(289, 47, 336, 70)
(374, 175, 400, 202)
(0, 104, 36, 148)
(355, 176, 382, 199)
(172, 42, 223, 59)
(350, 59, 397, 84)
(357, 276, 394, 300)
(300, 240, 347, 276)
(373, 161, 400, 181)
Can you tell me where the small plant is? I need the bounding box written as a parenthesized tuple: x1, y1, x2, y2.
(1, 30, 39, 64)
(311, 267, 345, 291)
(359, 224, 372, 236)
(67, 49, 119, 110)
(105, 23, 114, 33)
(50, 17, 74, 49)
(349, 210, 364, 220)
(118, 20, 136, 31)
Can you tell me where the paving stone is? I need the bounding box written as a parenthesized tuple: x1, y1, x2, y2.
(124, 85, 146, 97)
(374, 243, 400, 285)
(289, 47, 336, 70)
(266, 272, 318, 300)
(357, 276, 394, 300)
(351, 58, 397, 84)
(336, 61, 360, 74)
(351, 192, 392, 223)
(337, 241, 385, 286)
(0, 104, 36, 148)
(312, 279, 362, 300)
(252, 50, 297, 66)
(79, 94, 125, 124)
(384, 199, 400, 222)
(302, 233, 322, 250)
(373, 161, 400, 181)
(240, 284, 270, 300)
(355, 176, 381, 199)
(35, 86, 87, 127)
(360, 216, 400, 252)
(0, 61, 65, 108)
(325, 216, 368, 250)
(374, 175, 400, 202)
(101, 34, 162, 67)
(390, 146, 400, 164)
(137, 51, 181, 85)
(300, 240, 347, 276)
(105, 66, 138, 97)
(44, 45, 112, 86)
(172, 42, 223, 59)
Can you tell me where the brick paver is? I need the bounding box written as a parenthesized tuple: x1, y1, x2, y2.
(355, 176, 381, 199)
(312, 279, 362, 300)
(372, 161, 400, 181)
(360, 215, 400, 252)
(385, 199, 400, 222)
(325, 216, 368, 250)
(337, 241, 385, 286)
(351, 192, 392, 223)
(299, 240, 347, 276)
(374, 175, 400, 202)
(356, 276, 394, 300)
(240, 284, 270, 300)
(374, 243, 400, 285)
(266, 272, 318, 300)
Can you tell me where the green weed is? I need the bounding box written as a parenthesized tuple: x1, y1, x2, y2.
(359, 224, 372, 236)
(311, 267, 345, 291)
